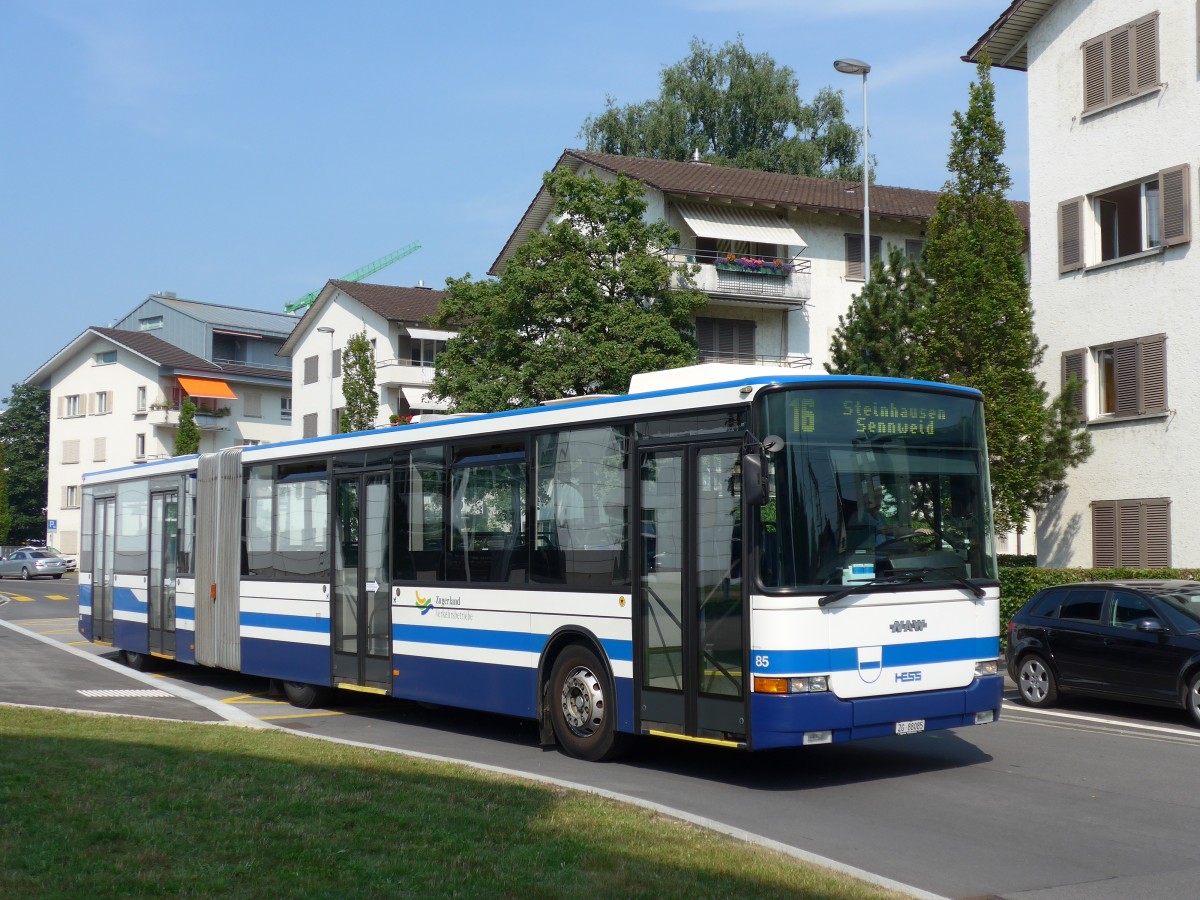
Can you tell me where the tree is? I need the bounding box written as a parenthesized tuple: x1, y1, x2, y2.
(340, 329, 379, 432)
(826, 246, 930, 377)
(430, 168, 707, 412)
(581, 35, 862, 179)
(0, 444, 11, 545)
(0, 383, 49, 541)
(174, 398, 201, 456)
(918, 55, 1090, 532)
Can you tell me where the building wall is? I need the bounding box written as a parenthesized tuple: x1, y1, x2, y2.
(1028, 0, 1199, 566)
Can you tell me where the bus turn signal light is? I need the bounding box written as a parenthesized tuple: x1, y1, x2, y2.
(754, 677, 789, 694)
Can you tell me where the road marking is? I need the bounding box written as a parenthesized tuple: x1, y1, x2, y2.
(223, 692, 288, 706)
(1001, 700, 1198, 738)
(9, 595, 35, 602)
(260, 710, 345, 721)
(37, 629, 77, 636)
(46, 595, 71, 601)
(78, 689, 173, 698)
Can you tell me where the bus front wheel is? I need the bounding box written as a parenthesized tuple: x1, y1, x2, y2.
(549, 644, 626, 762)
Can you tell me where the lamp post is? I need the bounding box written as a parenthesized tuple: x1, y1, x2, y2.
(833, 58, 871, 284)
(317, 326, 335, 435)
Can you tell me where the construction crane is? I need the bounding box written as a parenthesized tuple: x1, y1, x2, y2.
(284, 241, 421, 313)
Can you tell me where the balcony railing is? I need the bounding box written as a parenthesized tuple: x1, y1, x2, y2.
(376, 358, 436, 388)
(671, 248, 812, 304)
(698, 351, 812, 369)
(212, 356, 291, 371)
(148, 406, 229, 432)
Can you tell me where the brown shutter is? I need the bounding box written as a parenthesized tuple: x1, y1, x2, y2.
(1112, 340, 1140, 416)
(302, 413, 317, 438)
(1092, 501, 1117, 567)
(1061, 348, 1088, 421)
(1059, 198, 1085, 272)
(1143, 498, 1171, 567)
(1083, 36, 1107, 111)
(1107, 27, 1132, 101)
(1138, 333, 1167, 413)
(1133, 14, 1159, 92)
(697, 318, 716, 355)
(1159, 164, 1191, 247)
(845, 234, 864, 281)
(1116, 501, 1144, 566)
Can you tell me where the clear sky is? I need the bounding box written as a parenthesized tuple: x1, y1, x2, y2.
(0, 0, 1025, 402)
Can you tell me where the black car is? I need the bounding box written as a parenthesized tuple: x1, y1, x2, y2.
(1006, 580, 1200, 726)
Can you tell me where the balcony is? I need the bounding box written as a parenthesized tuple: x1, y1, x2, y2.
(376, 358, 436, 388)
(671, 249, 811, 305)
(148, 406, 229, 432)
(698, 351, 812, 369)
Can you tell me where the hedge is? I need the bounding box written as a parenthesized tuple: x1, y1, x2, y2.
(998, 566, 1200, 649)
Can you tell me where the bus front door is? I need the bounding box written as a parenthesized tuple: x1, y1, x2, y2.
(638, 445, 747, 744)
(92, 496, 116, 643)
(332, 473, 392, 692)
(147, 490, 178, 658)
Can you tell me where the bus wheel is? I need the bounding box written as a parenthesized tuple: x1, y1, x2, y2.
(282, 681, 329, 709)
(122, 650, 150, 671)
(549, 645, 626, 761)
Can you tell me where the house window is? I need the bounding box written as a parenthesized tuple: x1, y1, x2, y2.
(63, 486, 80, 509)
(62, 394, 81, 418)
(281, 397, 293, 420)
(93, 350, 117, 365)
(844, 234, 882, 281)
(1062, 334, 1166, 421)
(410, 340, 446, 367)
(62, 440, 80, 465)
(139, 316, 164, 331)
(303, 355, 318, 385)
(302, 413, 317, 438)
(905, 239, 925, 261)
(136, 386, 147, 412)
(332, 349, 342, 378)
(134, 434, 146, 460)
(696, 317, 756, 363)
(93, 391, 112, 415)
(1082, 13, 1159, 114)
(1058, 165, 1190, 271)
(1092, 498, 1169, 567)
(695, 237, 779, 264)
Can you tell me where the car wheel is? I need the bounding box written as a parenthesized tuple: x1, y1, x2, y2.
(1186, 672, 1200, 728)
(52, 574, 62, 580)
(548, 644, 628, 761)
(20, 567, 31, 581)
(1017, 653, 1058, 708)
(282, 681, 330, 709)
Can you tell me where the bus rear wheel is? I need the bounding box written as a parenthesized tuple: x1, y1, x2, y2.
(549, 645, 627, 762)
(282, 680, 330, 709)
(122, 650, 150, 671)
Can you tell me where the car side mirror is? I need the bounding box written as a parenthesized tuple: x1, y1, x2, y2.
(1135, 618, 1168, 634)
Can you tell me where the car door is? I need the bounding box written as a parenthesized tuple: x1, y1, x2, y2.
(1046, 587, 1108, 689)
(1099, 591, 1187, 703)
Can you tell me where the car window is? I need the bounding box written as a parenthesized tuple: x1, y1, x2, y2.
(1109, 591, 1154, 628)
(1029, 588, 1067, 618)
(1158, 589, 1200, 632)
(1057, 589, 1105, 623)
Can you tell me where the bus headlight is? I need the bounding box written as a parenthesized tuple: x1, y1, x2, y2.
(975, 659, 999, 676)
(753, 676, 829, 694)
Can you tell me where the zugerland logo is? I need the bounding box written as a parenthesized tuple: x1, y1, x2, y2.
(415, 591, 433, 615)
(890, 619, 927, 633)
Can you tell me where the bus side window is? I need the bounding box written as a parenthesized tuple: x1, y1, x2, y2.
(394, 447, 445, 583)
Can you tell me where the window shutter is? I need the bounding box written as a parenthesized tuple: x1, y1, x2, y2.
(1107, 27, 1132, 101)
(1058, 198, 1084, 272)
(738, 320, 756, 359)
(1092, 501, 1117, 567)
(1143, 498, 1171, 566)
(697, 318, 716, 354)
(61, 486, 71, 508)
(845, 234, 864, 280)
(1113, 340, 1140, 416)
(57, 396, 64, 418)
(302, 413, 317, 439)
(94, 437, 106, 462)
(1116, 501, 1144, 566)
(1061, 348, 1087, 421)
(1133, 13, 1159, 92)
(1138, 333, 1167, 413)
(332, 349, 342, 378)
(244, 391, 262, 418)
(1083, 36, 1107, 111)
(62, 440, 80, 465)
(1159, 164, 1191, 247)
(304, 356, 318, 385)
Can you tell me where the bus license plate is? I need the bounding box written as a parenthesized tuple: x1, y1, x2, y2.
(895, 719, 925, 735)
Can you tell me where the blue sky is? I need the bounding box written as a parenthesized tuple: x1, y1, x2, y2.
(0, 0, 1026, 401)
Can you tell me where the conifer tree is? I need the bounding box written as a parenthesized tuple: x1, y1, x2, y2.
(340, 329, 379, 432)
(173, 398, 201, 456)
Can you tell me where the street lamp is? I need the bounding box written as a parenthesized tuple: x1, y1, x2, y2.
(833, 58, 871, 284)
(317, 326, 335, 435)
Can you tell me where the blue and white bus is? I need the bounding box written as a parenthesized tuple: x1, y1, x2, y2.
(79, 365, 1002, 760)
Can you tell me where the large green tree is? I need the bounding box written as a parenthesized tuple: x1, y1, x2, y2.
(826, 246, 930, 378)
(918, 56, 1090, 532)
(430, 168, 707, 411)
(0, 383, 49, 541)
(581, 36, 862, 179)
(340, 329, 379, 432)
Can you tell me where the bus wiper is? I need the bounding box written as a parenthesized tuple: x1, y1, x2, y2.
(819, 568, 985, 608)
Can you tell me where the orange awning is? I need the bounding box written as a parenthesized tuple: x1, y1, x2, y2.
(177, 376, 237, 400)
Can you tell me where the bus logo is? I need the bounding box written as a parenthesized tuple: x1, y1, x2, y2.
(415, 591, 432, 615)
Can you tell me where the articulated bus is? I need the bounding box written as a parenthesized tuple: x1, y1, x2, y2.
(79, 365, 1002, 760)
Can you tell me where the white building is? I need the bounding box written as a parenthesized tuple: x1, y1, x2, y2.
(28, 295, 296, 554)
(278, 280, 451, 437)
(969, 0, 1196, 567)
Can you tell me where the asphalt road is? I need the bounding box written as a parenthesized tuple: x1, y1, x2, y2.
(4, 584, 1200, 899)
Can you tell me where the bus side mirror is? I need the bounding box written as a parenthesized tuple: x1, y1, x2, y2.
(743, 453, 768, 506)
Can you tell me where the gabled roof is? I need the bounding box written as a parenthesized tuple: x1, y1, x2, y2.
(490, 150, 1030, 275)
(964, 0, 1059, 71)
(148, 295, 299, 337)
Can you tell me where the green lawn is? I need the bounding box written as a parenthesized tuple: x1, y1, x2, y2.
(0, 707, 905, 898)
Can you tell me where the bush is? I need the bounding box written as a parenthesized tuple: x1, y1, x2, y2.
(998, 554, 1037, 568)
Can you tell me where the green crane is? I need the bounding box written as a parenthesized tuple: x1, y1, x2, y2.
(284, 241, 421, 313)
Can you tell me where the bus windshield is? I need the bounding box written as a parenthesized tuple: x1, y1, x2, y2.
(756, 386, 998, 591)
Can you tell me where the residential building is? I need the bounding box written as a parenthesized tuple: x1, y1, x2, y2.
(968, 0, 1196, 567)
(278, 280, 451, 438)
(28, 294, 297, 554)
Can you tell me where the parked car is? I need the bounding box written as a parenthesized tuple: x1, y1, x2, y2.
(1007, 580, 1200, 727)
(19, 545, 75, 572)
(0, 549, 68, 580)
